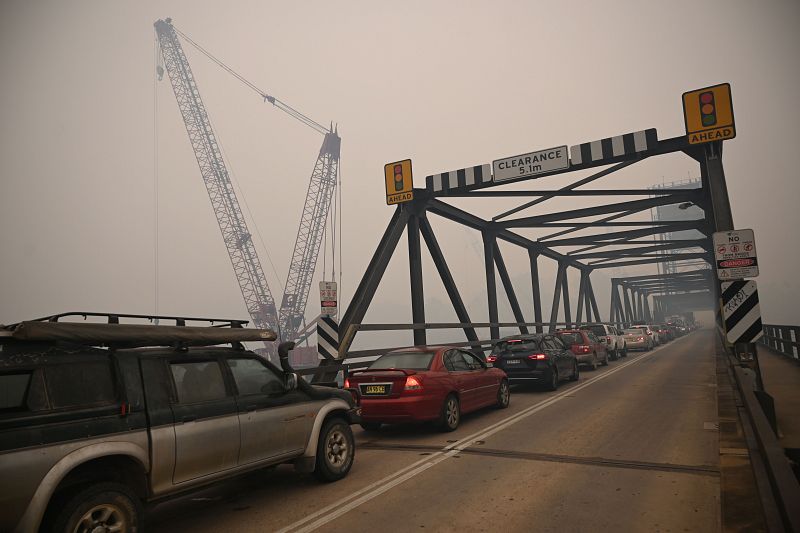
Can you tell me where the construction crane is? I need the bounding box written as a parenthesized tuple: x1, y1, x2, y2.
(154, 18, 340, 348)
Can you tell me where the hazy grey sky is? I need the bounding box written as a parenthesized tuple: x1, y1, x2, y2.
(2, 0, 798, 341)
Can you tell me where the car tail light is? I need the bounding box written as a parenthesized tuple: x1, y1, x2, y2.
(647, 331, 653, 335)
(528, 353, 547, 360)
(487, 355, 497, 363)
(507, 339, 522, 343)
(576, 345, 592, 354)
(344, 378, 351, 389)
(606, 336, 612, 344)
(638, 336, 644, 341)
(404, 375, 423, 391)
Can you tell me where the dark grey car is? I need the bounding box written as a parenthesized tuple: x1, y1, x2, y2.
(488, 334, 579, 391)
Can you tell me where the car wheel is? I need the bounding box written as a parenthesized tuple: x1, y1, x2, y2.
(601, 352, 609, 366)
(439, 394, 461, 431)
(314, 417, 355, 482)
(621, 345, 628, 357)
(546, 368, 559, 391)
(588, 356, 598, 371)
(569, 361, 580, 381)
(496, 380, 510, 409)
(53, 482, 141, 533)
(360, 422, 382, 431)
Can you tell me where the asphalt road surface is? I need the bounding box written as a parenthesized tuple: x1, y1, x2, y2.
(149, 329, 720, 533)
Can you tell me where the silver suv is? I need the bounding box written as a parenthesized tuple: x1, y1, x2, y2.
(0, 313, 360, 533)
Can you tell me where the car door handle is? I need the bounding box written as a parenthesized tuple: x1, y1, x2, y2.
(182, 415, 196, 423)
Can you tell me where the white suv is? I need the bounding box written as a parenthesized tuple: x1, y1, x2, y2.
(581, 324, 627, 360)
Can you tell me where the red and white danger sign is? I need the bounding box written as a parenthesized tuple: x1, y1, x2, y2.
(320, 281, 338, 317)
(713, 229, 758, 280)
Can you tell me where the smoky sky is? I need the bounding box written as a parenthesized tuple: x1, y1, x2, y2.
(1, 0, 798, 344)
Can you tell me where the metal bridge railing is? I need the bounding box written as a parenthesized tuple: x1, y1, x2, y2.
(760, 324, 800, 361)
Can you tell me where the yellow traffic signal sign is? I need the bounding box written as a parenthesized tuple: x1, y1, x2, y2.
(384, 159, 414, 205)
(683, 83, 735, 144)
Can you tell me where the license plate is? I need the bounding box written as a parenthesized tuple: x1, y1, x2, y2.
(505, 359, 521, 365)
(363, 384, 388, 395)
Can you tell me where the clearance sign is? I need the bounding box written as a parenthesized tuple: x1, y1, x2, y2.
(384, 159, 414, 205)
(682, 83, 736, 145)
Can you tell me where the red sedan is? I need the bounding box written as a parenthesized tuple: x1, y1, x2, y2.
(556, 329, 609, 370)
(345, 346, 509, 432)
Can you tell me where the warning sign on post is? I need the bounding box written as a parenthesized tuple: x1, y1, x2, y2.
(713, 229, 758, 280)
(320, 281, 337, 317)
(384, 159, 414, 205)
(683, 83, 736, 145)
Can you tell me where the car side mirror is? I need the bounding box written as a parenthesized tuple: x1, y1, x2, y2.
(285, 372, 298, 391)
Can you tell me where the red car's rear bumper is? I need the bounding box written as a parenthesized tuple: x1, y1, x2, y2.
(360, 394, 441, 423)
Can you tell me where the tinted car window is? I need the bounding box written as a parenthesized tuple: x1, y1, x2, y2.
(551, 337, 566, 350)
(444, 350, 470, 371)
(369, 351, 435, 370)
(171, 361, 227, 404)
(460, 351, 484, 370)
(46, 361, 116, 409)
(586, 332, 600, 342)
(624, 328, 644, 335)
(492, 339, 538, 353)
(556, 333, 582, 346)
(0, 373, 30, 410)
(228, 358, 284, 395)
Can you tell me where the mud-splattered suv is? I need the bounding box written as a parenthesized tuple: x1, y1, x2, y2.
(0, 313, 359, 533)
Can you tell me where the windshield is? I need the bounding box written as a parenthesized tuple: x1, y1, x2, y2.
(556, 332, 583, 345)
(369, 351, 435, 370)
(492, 339, 539, 353)
(624, 328, 644, 335)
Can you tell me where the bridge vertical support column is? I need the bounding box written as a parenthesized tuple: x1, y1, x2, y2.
(562, 265, 572, 329)
(643, 293, 652, 324)
(494, 242, 529, 335)
(407, 213, 426, 346)
(610, 280, 621, 325)
(528, 251, 543, 333)
(587, 272, 601, 323)
(575, 271, 587, 325)
(418, 215, 478, 343)
(549, 261, 566, 332)
(622, 284, 634, 325)
(483, 230, 500, 341)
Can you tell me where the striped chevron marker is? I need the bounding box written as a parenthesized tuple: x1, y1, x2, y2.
(317, 316, 339, 360)
(426, 163, 492, 194)
(570, 129, 658, 166)
(721, 280, 763, 344)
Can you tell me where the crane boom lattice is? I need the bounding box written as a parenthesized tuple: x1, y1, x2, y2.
(154, 19, 279, 335)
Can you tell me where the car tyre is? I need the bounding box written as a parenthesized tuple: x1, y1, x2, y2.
(569, 361, 580, 381)
(546, 368, 559, 391)
(621, 345, 628, 358)
(588, 356, 598, 371)
(439, 394, 461, 432)
(314, 417, 355, 482)
(53, 482, 141, 533)
(601, 352, 609, 366)
(360, 422, 382, 431)
(495, 379, 510, 409)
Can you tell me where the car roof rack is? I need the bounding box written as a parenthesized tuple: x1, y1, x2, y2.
(0, 312, 276, 349)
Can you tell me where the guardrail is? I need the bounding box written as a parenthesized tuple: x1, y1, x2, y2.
(760, 324, 800, 361)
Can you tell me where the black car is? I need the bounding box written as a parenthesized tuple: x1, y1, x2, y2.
(488, 334, 579, 390)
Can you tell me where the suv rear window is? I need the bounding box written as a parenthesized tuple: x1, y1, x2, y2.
(171, 361, 227, 404)
(45, 361, 116, 409)
(0, 373, 31, 410)
(556, 332, 583, 346)
(369, 351, 435, 370)
(583, 325, 606, 337)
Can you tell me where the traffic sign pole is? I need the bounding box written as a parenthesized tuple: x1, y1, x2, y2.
(702, 140, 765, 390)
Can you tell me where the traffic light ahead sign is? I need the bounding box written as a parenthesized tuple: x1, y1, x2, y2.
(384, 159, 414, 205)
(683, 83, 735, 145)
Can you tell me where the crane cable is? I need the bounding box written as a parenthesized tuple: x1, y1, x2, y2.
(153, 34, 161, 318)
(173, 25, 330, 135)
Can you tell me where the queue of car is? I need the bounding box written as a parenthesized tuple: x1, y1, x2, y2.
(348, 321, 691, 433)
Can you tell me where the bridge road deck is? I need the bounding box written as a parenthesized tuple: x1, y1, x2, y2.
(149, 330, 721, 532)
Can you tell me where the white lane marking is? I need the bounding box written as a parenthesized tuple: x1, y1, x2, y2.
(279, 337, 684, 533)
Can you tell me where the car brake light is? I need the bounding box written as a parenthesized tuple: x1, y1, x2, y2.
(487, 355, 497, 363)
(576, 345, 591, 354)
(638, 336, 644, 341)
(344, 378, 351, 389)
(647, 331, 652, 335)
(606, 336, 612, 343)
(528, 353, 547, 360)
(404, 375, 423, 391)
(507, 339, 522, 343)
